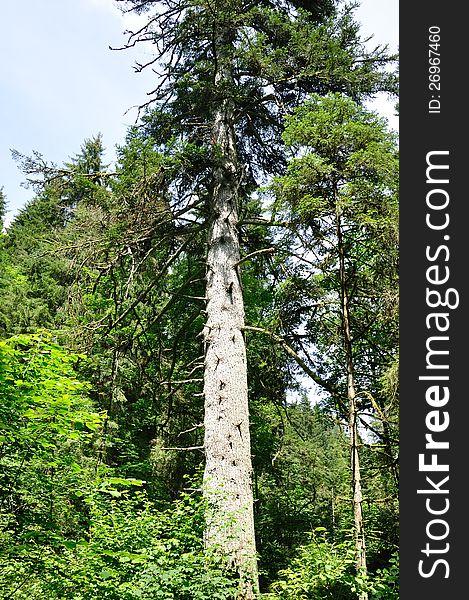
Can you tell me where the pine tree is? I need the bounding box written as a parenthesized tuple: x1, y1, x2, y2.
(270, 93, 399, 597)
(0, 188, 7, 230)
(114, 1, 396, 595)
(1, 138, 111, 335)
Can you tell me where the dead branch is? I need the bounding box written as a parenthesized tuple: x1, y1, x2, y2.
(177, 423, 204, 437)
(160, 445, 204, 451)
(233, 247, 275, 267)
(242, 325, 341, 399)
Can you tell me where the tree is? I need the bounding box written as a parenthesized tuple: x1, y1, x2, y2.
(113, 1, 396, 595)
(0, 137, 111, 336)
(0, 188, 6, 230)
(270, 92, 399, 598)
(3, 2, 397, 593)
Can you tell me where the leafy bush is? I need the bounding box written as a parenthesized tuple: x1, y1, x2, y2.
(3, 488, 240, 599)
(264, 530, 398, 600)
(0, 333, 105, 597)
(0, 334, 239, 599)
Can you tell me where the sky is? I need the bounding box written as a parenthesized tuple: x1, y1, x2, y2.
(0, 0, 398, 227)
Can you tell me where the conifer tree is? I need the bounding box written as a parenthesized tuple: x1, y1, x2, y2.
(270, 93, 399, 598)
(115, 0, 396, 595)
(0, 188, 6, 230)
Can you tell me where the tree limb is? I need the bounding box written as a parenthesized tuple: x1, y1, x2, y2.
(242, 325, 341, 398)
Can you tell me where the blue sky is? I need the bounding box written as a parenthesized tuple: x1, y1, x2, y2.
(0, 0, 398, 226)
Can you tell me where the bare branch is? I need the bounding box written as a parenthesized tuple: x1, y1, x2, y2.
(177, 423, 204, 437)
(242, 325, 341, 399)
(160, 445, 205, 451)
(233, 247, 275, 267)
(160, 378, 203, 385)
(109, 235, 195, 332)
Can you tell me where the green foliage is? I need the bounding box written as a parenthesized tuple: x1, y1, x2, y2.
(252, 401, 351, 582)
(0, 335, 237, 599)
(1, 137, 111, 336)
(266, 530, 356, 599)
(265, 532, 398, 600)
(122, 0, 396, 182)
(1, 3, 400, 596)
(266, 91, 399, 592)
(0, 333, 104, 593)
(0, 332, 103, 447)
(269, 91, 399, 424)
(2, 488, 240, 599)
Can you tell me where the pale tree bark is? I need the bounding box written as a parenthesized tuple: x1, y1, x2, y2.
(202, 25, 259, 599)
(336, 212, 368, 600)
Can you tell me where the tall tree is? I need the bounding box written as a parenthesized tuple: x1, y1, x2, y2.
(270, 92, 399, 597)
(115, 0, 396, 595)
(202, 20, 258, 596)
(0, 188, 6, 230)
(0, 137, 111, 336)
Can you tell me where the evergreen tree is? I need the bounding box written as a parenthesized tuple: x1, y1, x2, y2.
(0, 188, 6, 230)
(1, 137, 111, 336)
(112, 1, 396, 594)
(270, 92, 399, 597)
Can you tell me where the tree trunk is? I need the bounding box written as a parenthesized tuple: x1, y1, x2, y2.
(336, 214, 368, 600)
(202, 25, 258, 599)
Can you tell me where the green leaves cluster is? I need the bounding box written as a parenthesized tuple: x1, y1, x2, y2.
(0, 333, 105, 596)
(0, 333, 102, 443)
(266, 531, 398, 600)
(2, 487, 240, 600)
